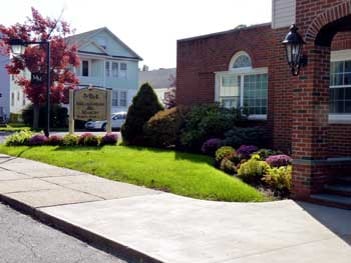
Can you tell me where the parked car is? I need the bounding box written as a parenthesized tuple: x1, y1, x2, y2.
(85, 112, 127, 131)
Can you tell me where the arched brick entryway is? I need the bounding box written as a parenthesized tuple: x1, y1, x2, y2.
(291, 1, 351, 204)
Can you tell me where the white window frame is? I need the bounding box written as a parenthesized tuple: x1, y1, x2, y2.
(215, 67, 268, 120)
(329, 49, 351, 123)
(119, 90, 127, 107)
(228, 51, 252, 71)
(104, 61, 128, 79)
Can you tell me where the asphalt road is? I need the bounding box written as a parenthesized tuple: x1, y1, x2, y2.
(0, 203, 128, 263)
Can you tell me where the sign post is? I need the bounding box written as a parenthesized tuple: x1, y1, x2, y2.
(69, 89, 75, 134)
(69, 87, 111, 134)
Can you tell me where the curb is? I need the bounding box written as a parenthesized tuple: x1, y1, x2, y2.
(0, 193, 164, 263)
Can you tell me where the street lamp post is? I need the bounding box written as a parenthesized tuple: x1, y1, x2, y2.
(9, 39, 51, 137)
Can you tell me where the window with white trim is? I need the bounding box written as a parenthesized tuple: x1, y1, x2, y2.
(112, 90, 128, 107)
(120, 63, 127, 79)
(330, 60, 351, 114)
(105, 61, 128, 79)
(105, 61, 110, 77)
(218, 52, 268, 116)
(112, 62, 118, 78)
(112, 90, 119, 107)
(119, 91, 127, 107)
(82, 60, 89, 76)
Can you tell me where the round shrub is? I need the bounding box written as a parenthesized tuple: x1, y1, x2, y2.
(28, 134, 48, 146)
(101, 133, 118, 146)
(215, 146, 235, 162)
(237, 145, 258, 159)
(5, 130, 33, 146)
(219, 158, 237, 175)
(201, 138, 222, 155)
(63, 134, 78, 146)
(222, 127, 268, 148)
(237, 154, 269, 184)
(47, 135, 63, 146)
(143, 106, 187, 148)
(78, 133, 99, 146)
(121, 83, 164, 145)
(266, 154, 292, 167)
(262, 165, 292, 197)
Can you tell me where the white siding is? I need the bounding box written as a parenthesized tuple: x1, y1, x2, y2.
(272, 0, 296, 29)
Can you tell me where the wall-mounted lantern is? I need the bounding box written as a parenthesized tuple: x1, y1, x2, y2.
(282, 24, 307, 76)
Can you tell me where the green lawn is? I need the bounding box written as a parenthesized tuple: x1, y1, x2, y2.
(0, 145, 266, 202)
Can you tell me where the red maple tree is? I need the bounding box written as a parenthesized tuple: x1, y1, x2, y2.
(0, 8, 80, 128)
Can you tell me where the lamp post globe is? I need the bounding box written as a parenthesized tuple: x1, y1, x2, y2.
(9, 39, 26, 56)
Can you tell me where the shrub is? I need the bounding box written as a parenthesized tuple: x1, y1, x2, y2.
(237, 145, 258, 159)
(62, 134, 78, 146)
(263, 165, 292, 196)
(5, 130, 33, 146)
(100, 133, 118, 146)
(180, 104, 245, 151)
(22, 104, 68, 129)
(47, 135, 63, 146)
(219, 158, 237, 175)
(143, 106, 187, 148)
(28, 134, 48, 146)
(121, 83, 164, 145)
(255, 149, 283, 160)
(215, 146, 235, 162)
(266, 154, 292, 167)
(222, 127, 268, 148)
(201, 138, 222, 155)
(78, 133, 99, 146)
(237, 154, 269, 184)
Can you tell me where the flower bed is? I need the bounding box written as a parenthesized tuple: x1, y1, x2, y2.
(213, 144, 292, 198)
(4, 131, 118, 147)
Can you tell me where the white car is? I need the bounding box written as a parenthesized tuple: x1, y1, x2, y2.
(85, 112, 127, 131)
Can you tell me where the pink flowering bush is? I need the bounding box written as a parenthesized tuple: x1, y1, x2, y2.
(237, 145, 258, 159)
(78, 133, 99, 146)
(201, 138, 222, 155)
(266, 154, 292, 168)
(100, 133, 118, 146)
(47, 135, 63, 146)
(28, 134, 48, 146)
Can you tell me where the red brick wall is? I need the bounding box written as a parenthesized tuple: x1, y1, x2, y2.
(176, 2, 351, 157)
(176, 24, 273, 105)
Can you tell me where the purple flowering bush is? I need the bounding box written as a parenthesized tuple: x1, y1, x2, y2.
(266, 154, 292, 168)
(237, 145, 258, 159)
(28, 134, 48, 146)
(47, 135, 63, 146)
(100, 133, 118, 146)
(201, 138, 222, 155)
(78, 133, 99, 146)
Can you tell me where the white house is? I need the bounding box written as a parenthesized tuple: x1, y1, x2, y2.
(7, 27, 142, 116)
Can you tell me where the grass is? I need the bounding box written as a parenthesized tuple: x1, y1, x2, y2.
(0, 145, 267, 202)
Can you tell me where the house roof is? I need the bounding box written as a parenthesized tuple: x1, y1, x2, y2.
(178, 22, 272, 42)
(139, 68, 176, 89)
(66, 27, 142, 60)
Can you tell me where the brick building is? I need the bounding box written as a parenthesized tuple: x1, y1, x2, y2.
(177, 0, 351, 207)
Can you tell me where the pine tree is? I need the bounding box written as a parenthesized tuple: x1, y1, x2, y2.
(121, 83, 163, 145)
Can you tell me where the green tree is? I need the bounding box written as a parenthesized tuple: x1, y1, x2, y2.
(121, 83, 163, 145)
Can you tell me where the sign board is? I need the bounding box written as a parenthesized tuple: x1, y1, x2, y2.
(31, 72, 45, 85)
(73, 88, 108, 121)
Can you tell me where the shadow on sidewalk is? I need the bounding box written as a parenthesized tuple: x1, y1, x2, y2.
(297, 201, 351, 245)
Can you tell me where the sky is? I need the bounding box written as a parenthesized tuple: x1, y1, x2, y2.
(0, 0, 272, 70)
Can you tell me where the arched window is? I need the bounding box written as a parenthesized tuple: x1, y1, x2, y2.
(230, 51, 252, 70)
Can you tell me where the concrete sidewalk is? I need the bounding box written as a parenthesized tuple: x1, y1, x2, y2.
(0, 154, 350, 263)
